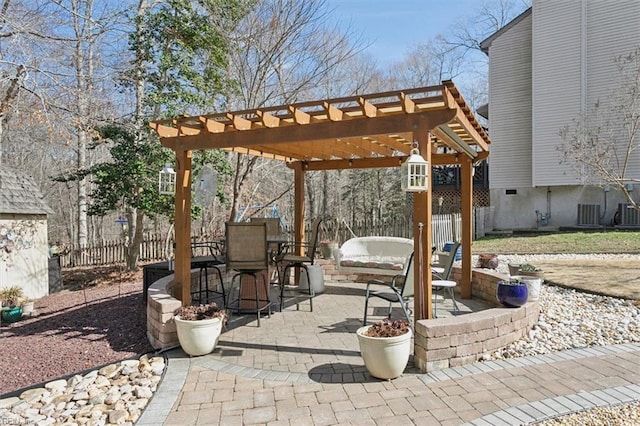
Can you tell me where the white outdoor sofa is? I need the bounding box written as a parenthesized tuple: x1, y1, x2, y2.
(335, 236, 414, 277)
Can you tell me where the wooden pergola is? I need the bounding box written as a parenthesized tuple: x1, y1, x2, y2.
(150, 80, 490, 321)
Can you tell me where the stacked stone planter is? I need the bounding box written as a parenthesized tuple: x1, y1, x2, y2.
(413, 267, 540, 372)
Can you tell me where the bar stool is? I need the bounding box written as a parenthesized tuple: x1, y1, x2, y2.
(276, 217, 322, 312)
(225, 222, 271, 326)
(192, 262, 226, 306)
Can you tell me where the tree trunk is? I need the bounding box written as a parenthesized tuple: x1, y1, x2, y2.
(126, 207, 145, 271)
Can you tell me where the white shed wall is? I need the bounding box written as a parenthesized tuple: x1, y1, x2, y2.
(0, 217, 50, 300)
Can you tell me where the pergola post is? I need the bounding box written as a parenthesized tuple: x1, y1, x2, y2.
(293, 163, 305, 250)
(293, 163, 306, 283)
(460, 157, 473, 299)
(174, 149, 193, 306)
(412, 130, 433, 321)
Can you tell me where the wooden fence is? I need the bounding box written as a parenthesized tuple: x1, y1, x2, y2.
(59, 210, 489, 268)
(59, 234, 169, 268)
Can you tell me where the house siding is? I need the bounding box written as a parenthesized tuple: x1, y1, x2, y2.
(532, 0, 640, 187)
(585, 1, 640, 179)
(532, 0, 583, 186)
(485, 0, 640, 229)
(488, 13, 532, 190)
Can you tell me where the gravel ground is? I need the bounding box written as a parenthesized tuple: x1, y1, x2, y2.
(0, 278, 151, 395)
(538, 402, 640, 425)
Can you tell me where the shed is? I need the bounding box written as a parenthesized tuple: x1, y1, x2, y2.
(0, 168, 53, 300)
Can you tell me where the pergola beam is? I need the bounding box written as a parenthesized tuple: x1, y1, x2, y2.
(160, 110, 458, 152)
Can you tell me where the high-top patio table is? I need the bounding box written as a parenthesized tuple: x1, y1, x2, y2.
(228, 235, 289, 312)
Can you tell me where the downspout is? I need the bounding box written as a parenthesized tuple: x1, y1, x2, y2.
(546, 186, 551, 220)
(600, 186, 609, 224)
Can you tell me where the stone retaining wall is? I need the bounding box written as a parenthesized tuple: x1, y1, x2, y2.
(146, 267, 227, 350)
(413, 267, 540, 372)
(315, 258, 388, 283)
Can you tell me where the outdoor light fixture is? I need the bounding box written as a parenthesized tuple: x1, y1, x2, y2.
(401, 142, 428, 192)
(158, 163, 176, 195)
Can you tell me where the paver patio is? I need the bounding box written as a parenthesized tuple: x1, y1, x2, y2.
(138, 280, 640, 425)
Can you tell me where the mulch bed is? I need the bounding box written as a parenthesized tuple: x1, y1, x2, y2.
(0, 265, 153, 395)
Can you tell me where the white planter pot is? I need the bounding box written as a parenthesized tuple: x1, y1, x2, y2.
(512, 275, 543, 301)
(356, 326, 412, 380)
(21, 301, 35, 317)
(174, 315, 223, 356)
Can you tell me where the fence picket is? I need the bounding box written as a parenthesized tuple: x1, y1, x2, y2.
(59, 210, 488, 268)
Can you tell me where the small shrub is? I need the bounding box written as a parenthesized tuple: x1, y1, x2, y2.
(175, 302, 227, 323)
(499, 277, 525, 286)
(520, 263, 541, 272)
(0, 286, 24, 307)
(364, 319, 410, 337)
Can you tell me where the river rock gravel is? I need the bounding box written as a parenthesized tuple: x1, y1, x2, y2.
(476, 254, 640, 361)
(0, 354, 164, 425)
(477, 254, 640, 424)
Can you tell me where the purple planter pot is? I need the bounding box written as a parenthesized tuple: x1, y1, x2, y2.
(497, 282, 528, 307)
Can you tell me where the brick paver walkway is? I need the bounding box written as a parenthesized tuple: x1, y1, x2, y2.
(138, 281, 640, 425)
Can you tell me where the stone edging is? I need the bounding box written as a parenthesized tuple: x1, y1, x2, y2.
(414, 267, 541, 372)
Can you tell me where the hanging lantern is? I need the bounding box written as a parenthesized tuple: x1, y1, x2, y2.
(158, 163, 176, 195)
(401, 143, 428, 192)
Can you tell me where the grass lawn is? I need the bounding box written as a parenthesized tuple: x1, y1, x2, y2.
(472, 230, 640, 301)
(472, 230, 640, 254)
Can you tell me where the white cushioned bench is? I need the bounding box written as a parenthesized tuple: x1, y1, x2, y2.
(335, 236, 414, 276)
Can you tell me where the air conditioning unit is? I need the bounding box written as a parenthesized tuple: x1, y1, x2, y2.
(576, 204, 600, 226)
(618, 203, 640, 226)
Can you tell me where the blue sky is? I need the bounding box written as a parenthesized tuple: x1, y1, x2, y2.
(326, 0, 481, 64)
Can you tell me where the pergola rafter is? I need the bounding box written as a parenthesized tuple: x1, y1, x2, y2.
(150, 80, 490, 322)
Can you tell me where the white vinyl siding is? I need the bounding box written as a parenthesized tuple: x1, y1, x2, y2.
(488, 14, 532, 190)
(585, 1, 640, 180)
(532, 0, 640, 186)
(532, 0, 583, 186)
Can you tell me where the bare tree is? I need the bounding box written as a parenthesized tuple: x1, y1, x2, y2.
(439, 0, 531, 115)
(223, 0, 365, 223)
(389, 35, 466, 89)
(446, 0, 531, 54)
(559, 46, 640, 212)
(0, 0, 126, 246)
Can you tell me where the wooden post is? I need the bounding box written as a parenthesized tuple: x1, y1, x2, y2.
(460, 157, 473, 299)
(293, 163, 305, 250)
(174, 149, 193, 306)
(293, 163, 305, 283)
(412, 130, 433, 321)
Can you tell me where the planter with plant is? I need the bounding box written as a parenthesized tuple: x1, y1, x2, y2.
(496, 278, 528, 307)
(511, 275, 542, 301)
(319, 222, 340, 260)
(356, 319, 412, 380)
(1, 286, 24, 323)
(174, 302, 227, 356)
(508, 263, 544, 278)
(477, 253, 499, 269)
